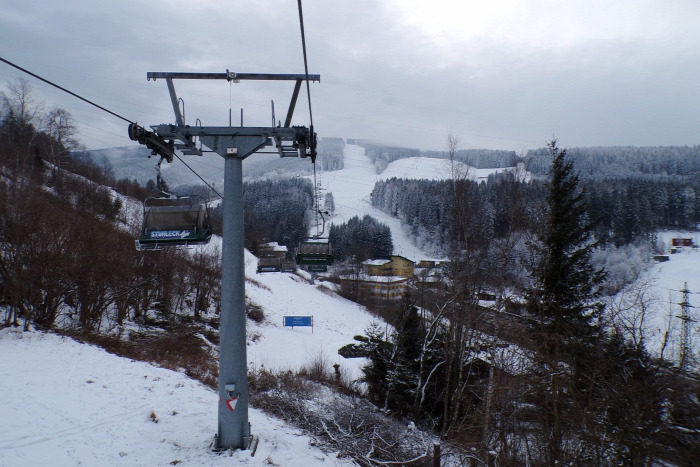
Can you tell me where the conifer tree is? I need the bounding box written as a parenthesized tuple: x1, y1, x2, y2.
(527, 140, 605, 355)
(525, 140, 606, 463)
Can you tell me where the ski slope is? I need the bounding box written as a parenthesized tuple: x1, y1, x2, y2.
(314, 144, 509, 261)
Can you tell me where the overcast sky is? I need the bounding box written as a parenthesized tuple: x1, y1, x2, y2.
(2, 0, 700, 153)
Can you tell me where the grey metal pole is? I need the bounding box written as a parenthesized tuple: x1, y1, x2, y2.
(217, 155, 250, 449)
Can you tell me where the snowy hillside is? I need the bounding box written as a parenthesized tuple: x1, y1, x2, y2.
(242, 247, 378, 382)
(0, 328, 353, 466)
(2, 143, 509, 464)
(0, 235, 387, 466)
(313, 144, 511, 261)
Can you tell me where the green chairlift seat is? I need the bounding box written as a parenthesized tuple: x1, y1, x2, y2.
(136, 196, 212, 251)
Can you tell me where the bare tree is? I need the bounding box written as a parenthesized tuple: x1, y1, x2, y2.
(447, 131, 461, 187)
(659, 292, 680, 361)
(605, 275, 659, 353)
(1, 77, 43, 128)
(189, 244, 222, 321)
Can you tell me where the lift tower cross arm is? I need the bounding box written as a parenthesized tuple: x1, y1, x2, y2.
(141, 71, 319, 161)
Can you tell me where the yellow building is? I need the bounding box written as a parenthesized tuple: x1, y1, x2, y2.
(339, 273, 409, 300)
(389, 255, 415, 278)
(362, 259, 392, 276)
(362, 255, 415, 278)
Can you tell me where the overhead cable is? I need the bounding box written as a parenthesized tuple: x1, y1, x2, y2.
(173, 153, 223, 199)
(297, 0, 314, 129)
(0, 56, 134, 124)
(0, 56, 224, 200)
(297, 0, 321, 234)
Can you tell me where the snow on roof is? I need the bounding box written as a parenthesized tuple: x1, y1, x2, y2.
(363, 259, 391, 266)
(339, 273, 409, 283)
(262, 242, 288, 252)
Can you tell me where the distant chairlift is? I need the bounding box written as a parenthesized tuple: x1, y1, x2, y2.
(257, 257, 282, 273)
(256, 257, 297, 273)
(296, 209, 333, 271)
(136, 195, 212, 251)
(296, 239, 333, 271)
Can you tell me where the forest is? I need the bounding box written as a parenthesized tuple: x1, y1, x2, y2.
(371, 171, 700, 257)
(227, 177, 315, 256)
(525, 144, 700, 180)
(329, 214, 393, 262)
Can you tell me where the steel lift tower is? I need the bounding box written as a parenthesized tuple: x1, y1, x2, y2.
(128, 70, 319, 450)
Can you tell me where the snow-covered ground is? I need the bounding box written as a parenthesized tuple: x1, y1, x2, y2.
(242, 248, 377, 382)
(636, 231, 700, 363)
(0, 246, 379, 466)
(0, 328, 353, 466)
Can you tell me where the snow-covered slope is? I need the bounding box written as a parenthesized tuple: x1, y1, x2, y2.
(0, 233, 378, 465)
(314, 144, 509, 261)
(0, 224, 382, 466)
(0, 329, 353, 466)
(242, 248, 377, 382)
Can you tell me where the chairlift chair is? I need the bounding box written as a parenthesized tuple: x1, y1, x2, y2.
(281, 260, 297, 272)
(136, 195, 212, 251)
(296, 239, 333, 266)
(296, 206, 333, 267)
(256, 257, 282, 273)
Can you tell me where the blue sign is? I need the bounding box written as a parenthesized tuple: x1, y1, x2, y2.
(284, 316, 313, 328)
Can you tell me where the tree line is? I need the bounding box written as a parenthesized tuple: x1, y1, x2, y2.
(371, 172, 700, 258)
(370, 172, 544, 259)
(525, 144, 700, 180)
(355, 140, 700, 180)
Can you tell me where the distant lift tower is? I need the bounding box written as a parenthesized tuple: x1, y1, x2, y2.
(677, 282, 696, 372)
(128, 70, 319, 450)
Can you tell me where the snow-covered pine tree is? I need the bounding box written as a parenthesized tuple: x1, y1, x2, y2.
(526, 140, 605, 353)
(524, 140, 606, 464)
